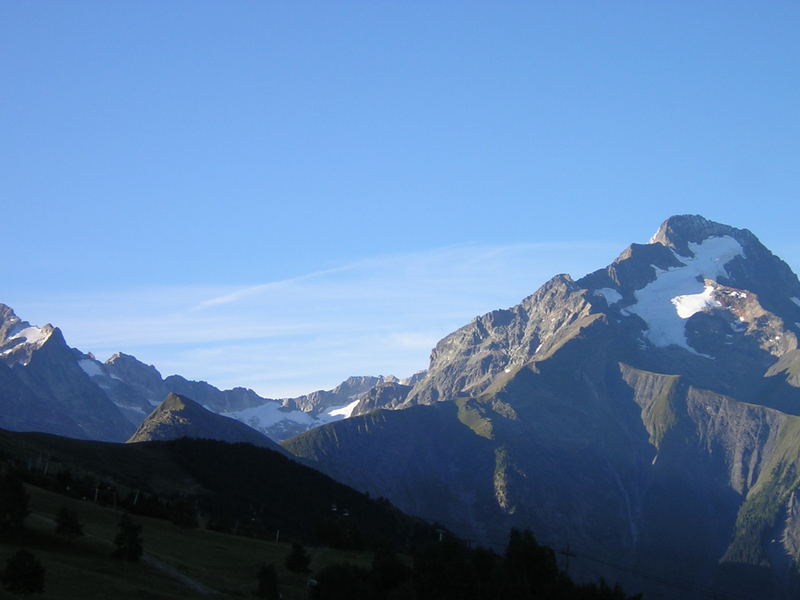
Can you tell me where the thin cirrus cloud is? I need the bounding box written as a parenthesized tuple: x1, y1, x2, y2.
(19, 241, 621, 397)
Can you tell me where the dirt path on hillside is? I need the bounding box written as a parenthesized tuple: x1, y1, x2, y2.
(32, 512, 220, 596)
(142, 554, 217, 595)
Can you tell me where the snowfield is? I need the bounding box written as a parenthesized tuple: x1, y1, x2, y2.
(0, 324, 52, 362)
(624, 235, 744, 353)
(223, 396, 363, 439)
(327, 398, 361, 418)
(78, 359, 105, 377)
(594, 287, 622, 305)
(671, 285, 721, 319)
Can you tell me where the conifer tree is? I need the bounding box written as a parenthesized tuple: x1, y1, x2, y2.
(112, 513, 143, 562)
(170, 499, 198, 529)
(1, 549, 45, 595)
(55, 506, 83, 540)
(0, 472, 29, 534)
(285, 542, 311, 573)
(503, 527, 559, 597)
(371, 544, 409, 591)
(311, 564, 374, 600)
(257, 563, 280, 599)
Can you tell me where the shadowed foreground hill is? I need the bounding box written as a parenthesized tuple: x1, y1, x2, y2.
(0, 427, 433, 547)
(0, 427, 641, 600)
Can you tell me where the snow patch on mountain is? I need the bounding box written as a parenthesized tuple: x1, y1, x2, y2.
(327, 398, 361, 418)
(0, 325, 50, 355)
(0, 323, 53, 365)
(671, 285, 721, 318)
(224, 394, 366, 439)
(624, 235, 744, 352)
(792, 297, 800, 308)
(78, 359, 104, 377)
(594, 288, 622, 305)
(9, 325, 49, 346)
(226, 401, 315, 430)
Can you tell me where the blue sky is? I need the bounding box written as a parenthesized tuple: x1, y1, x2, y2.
(2, 2, 799, 396)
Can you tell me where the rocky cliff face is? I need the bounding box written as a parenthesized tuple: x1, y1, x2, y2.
(163, 375, 267, 413)
(0, 360, 85, 438)
(284, 215, 800, 599)
(282, 375, 384, 414)
(351, 381, 412, 416)
(403, 274, 597, 406)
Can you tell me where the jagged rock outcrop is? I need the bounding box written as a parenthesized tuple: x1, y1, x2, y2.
(403, 274, 598, 407)
(282, 375, 384, 414)
(352, 381, 412, 416)
(163, 375, 267, 413)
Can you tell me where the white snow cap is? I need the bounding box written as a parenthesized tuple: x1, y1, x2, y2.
(0, 323, 52, 358)
(624, 235, 744, 353)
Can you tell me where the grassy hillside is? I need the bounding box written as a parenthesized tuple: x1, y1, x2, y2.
(0, 482, 373, 599)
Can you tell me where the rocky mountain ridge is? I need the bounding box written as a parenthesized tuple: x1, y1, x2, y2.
(0, 302, 407, 442)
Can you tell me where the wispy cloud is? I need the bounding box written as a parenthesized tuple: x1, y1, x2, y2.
(9, 241, 621, 397)
(192, 264, 359, 310)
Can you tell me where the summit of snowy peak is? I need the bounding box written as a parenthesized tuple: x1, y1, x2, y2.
(648, 215, 758, 257)
(0, 304, 55, 365)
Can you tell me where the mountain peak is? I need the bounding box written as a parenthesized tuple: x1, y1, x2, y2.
(0, 305, 56, 365)
(648, 214, 756, 257)
(160, 391, 191, 412)
(0, 303, 19, 323)
(128, 392, 284, 452)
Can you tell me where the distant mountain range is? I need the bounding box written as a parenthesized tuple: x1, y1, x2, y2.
(284, 215, 800, 599)
(0, 302, 415, 443)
